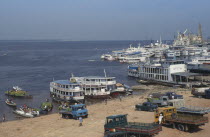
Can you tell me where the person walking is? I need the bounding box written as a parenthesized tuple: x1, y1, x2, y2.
(2, 114, 6, 122)
(104, 99, 107, 105)
(79, 117, 83, 127)
(119, 96, 122, 102)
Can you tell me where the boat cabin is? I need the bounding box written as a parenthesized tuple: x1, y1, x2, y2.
(50, 80, 84, 101)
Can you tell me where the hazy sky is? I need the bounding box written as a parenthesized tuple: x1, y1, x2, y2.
(0, 0, 209, 40)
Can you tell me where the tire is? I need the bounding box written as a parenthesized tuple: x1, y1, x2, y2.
(65, 114, 70, 119)
(177, 124, 185, 131)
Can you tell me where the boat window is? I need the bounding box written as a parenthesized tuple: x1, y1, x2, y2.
(163, 98, 167, 101)
(101, 79, 106, 82)
(66, 85, 68, 88)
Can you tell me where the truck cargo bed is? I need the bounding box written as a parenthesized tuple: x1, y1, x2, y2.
(165, 114, 208, 125)
(115, 122, 162, 136)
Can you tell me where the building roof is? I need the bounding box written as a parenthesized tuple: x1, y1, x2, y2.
(172, 72, 201, 77)
(53, 80, 79, 85)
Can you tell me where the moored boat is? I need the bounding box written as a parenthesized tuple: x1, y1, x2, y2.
(72, 75, 116, 99)
(50, 78, 85, 103)
(5, 86, 32, 98)
(5, 99, 16, 107)
(40, 99, 53, 112)
(13, 108, 39, 118)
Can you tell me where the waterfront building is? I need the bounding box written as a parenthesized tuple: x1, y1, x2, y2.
(128, 60, 201, 86)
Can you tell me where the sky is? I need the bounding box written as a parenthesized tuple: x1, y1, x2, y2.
(0, 0, 209, 40)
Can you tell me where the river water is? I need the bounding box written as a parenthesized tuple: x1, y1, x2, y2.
(0, 40, 152, 121)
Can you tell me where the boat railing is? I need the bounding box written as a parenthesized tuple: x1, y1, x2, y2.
(84, 81, 116, 85)
(50, 85, 83, 92)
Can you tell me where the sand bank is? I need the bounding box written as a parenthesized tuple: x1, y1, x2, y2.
(0, 87, 210, 137)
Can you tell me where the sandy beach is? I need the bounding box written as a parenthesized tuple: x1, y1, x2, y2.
(1, 86, 210, 137)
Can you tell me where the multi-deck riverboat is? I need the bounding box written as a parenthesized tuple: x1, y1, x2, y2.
(71, 76, 117, 99)
(50, 79, 84, 102)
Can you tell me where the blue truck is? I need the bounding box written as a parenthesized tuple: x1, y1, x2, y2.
(59, 104, 88, 119)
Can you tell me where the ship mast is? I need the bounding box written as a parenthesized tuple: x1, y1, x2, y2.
(198, 23, 203, 43)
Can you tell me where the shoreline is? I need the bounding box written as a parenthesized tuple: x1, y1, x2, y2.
(1, 86, 210, 137)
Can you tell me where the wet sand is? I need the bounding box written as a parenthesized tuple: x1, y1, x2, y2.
(0, 86, 210, 137)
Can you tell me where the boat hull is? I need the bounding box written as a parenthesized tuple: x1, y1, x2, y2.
(13, 110, 38, 118)
(85, 94, 111, 99)
(5, 101, 17, 107)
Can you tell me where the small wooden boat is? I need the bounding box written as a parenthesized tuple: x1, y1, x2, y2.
(5, 100, 17, 107)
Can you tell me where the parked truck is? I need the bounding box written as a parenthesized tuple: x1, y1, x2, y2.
(165, 92, 183, 99)
(155, 107, 208, 131)
(59, 104, 88, 119)
(149, 92, 183, 99)
(135, 102, 158, 112)
(104, 114, 162, 137)
(191, 87, 210, 98)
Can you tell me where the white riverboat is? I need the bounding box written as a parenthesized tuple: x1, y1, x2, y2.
(119, 56, 147, 63)
(71, 76, 116, 99)
(165, 50, 175, 58)
(50, 79, 85, 102)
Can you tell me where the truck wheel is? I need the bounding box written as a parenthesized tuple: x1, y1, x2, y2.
(65, 115, 70, 119)
(138, 108, 141, 111)
(177, 124, 185, 131)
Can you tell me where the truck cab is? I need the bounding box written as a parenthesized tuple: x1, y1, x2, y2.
(147, 96, 169, 107)
(104, 114, 128, 132)
(60, 104, 88, 119)
(154, 107, 177, 123)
